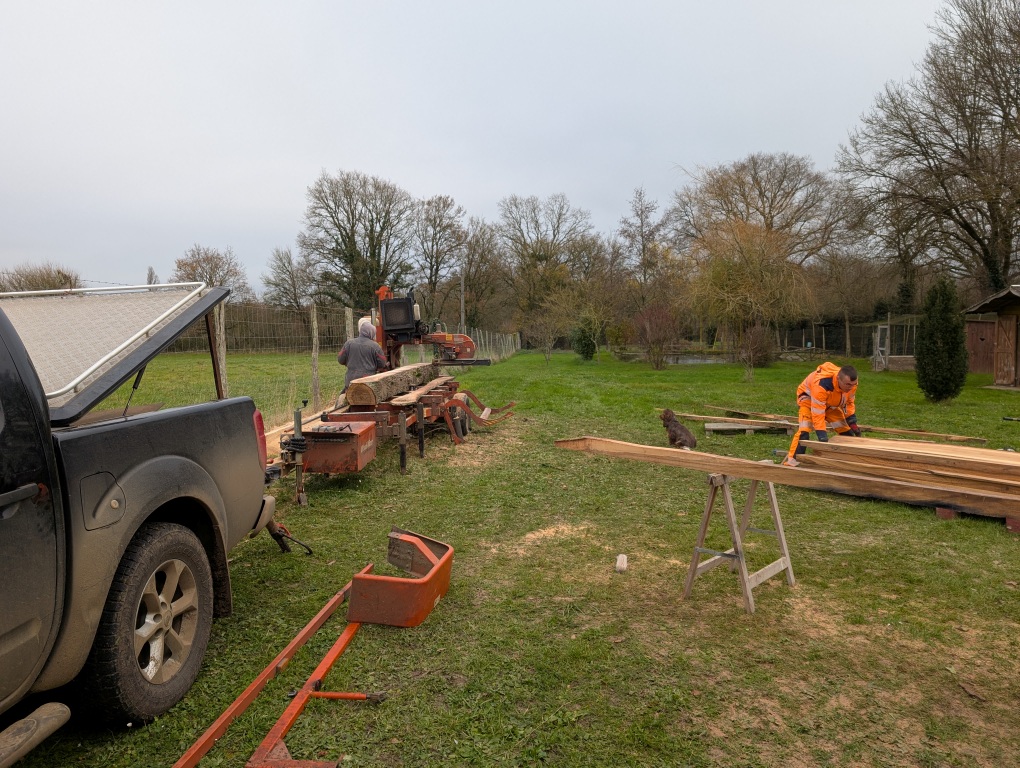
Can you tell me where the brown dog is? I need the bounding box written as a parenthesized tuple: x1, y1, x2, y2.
(660, 408, 697, 450)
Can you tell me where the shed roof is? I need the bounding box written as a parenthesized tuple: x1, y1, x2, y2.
(964, 285, 1020, 314)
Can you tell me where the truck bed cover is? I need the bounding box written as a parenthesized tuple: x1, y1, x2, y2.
(0, 283, 227, 425)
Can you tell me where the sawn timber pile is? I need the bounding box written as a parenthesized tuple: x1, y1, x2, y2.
(795, 435, 1020, 531)
(555, 435, 1020, 532)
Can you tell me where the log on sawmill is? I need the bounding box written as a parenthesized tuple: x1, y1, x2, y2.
(554, 436, 1020, 528)
(346, 362, 441, 406)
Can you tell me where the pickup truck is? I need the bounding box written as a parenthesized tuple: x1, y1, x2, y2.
(0, 284, 277, 763)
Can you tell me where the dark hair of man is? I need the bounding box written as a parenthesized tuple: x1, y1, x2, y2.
(839, 365, 858, 382)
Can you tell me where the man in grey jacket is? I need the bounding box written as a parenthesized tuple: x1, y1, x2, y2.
(338, 318, 389, 391)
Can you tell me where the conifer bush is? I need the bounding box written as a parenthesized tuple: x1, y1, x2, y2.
(570, 325, 598, 360)
(915, 276, 968, 402)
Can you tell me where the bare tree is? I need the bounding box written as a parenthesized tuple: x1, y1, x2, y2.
(632, 304, 679, 370)
(690, 221, 816, 378)
(670, 153, 841, 266)
(520, 287, 576, 363)
(411, 195, 466, 322)
(0, 261, 82, 291)
(262, 247, 320, 311)
(846, 187, 942, 312)
(171, 245, 254, 301)
(811, 248, 892, 356)
(297, 170, 415, 313)
(839, 0, 1020, 292)
(564, 234, 629, 362)
(146, 266, 159, 285)
(496, 193, 593, 317)
(618, 187, 671, 311)
(459, 217, 509, 330)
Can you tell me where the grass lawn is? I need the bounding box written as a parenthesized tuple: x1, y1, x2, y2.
(19, 351, 1020, 766)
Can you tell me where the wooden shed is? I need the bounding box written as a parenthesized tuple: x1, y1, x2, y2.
(965, 316, 995, 374)
(964, 287, 1020, 385)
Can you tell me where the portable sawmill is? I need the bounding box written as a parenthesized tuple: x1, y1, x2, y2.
(276, 287, 514, 500)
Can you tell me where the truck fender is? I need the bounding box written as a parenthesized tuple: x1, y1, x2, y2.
(32, 455, 231, 694)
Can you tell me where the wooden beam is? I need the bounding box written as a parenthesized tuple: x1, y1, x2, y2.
(700, 405, 987, 443)
(554, 436, 1019, 519)
(795, 454, 1020, 497)
(835, 435, 1020, 464)
(807, 438, 1020, 480)
(388, 376, 456, 407)
(680, 413, 797, 429)
(704, 422, 794, 436)
(345, 363, 441, 406)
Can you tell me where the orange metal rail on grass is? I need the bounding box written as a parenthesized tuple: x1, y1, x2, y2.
(245, 621, 370, 767)
(175, 529, 454, 768)
(172, 566, 373, 768)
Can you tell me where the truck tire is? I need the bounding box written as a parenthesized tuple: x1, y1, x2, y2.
(82, 522, 214, 724)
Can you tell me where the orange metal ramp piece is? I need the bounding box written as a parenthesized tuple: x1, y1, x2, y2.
(346, 527, 454, 627)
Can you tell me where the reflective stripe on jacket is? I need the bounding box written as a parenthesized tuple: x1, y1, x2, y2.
(795, 361, 856, 433)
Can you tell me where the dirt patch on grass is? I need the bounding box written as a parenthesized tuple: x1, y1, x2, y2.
(786, 593, 845, 641)
(475, 521, 594, 558)
(441, 418, 526, 469)
(511, 522, 593, 555)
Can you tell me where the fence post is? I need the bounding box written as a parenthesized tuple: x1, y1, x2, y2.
(345, 307, 354, 342)
(216, 303, 229, 398)
(310, 302, 320, 411)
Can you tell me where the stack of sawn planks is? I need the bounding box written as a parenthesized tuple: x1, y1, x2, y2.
(797, 435, 1020, 532)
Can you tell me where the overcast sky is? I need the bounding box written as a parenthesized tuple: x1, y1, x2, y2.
(0, 1, 946, 292)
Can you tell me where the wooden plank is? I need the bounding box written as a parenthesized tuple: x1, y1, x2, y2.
(811, 448, 1020, 483)
(838, 435, 1020, 464)
(554, 436, 1020, 519)
(703, 422, 793, 436)
(808, 438, 1020, 479)
(795, 454, 1020, 497)
(389, 376, 456, 407)
(702, 405, 789, 421)
(345, 363, 440, 406)
(746, 558, 790, 590)
(701, 405, 987, 443)
(799, 448, 1020, 483)
(680, 413, 797, 429)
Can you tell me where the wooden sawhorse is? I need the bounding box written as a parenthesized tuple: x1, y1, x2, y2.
(682, 472, 795, 614)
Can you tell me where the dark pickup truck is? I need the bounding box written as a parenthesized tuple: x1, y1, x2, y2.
(0, 284, 276, 763)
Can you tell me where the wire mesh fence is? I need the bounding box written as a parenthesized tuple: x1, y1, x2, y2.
(159, 302, 519, 429)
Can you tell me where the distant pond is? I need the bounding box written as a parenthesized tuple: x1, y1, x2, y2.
(614, 351, 730, 365)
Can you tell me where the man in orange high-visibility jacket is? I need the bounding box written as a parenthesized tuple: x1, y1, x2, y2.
(783, 362, 861, 466)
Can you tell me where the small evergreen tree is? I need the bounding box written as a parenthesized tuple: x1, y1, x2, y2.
(915, 277, 968, 402)
(570, 320, 599, 361)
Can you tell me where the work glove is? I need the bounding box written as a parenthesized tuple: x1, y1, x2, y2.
(849, 424, 862, 437)
(815, 430, 828, 442)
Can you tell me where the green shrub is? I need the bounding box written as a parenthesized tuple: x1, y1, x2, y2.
(570, 325, 597, 360)
(915, 276, 968, 402)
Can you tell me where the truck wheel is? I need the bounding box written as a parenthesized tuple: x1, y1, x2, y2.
(83, 522, 213, 723)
